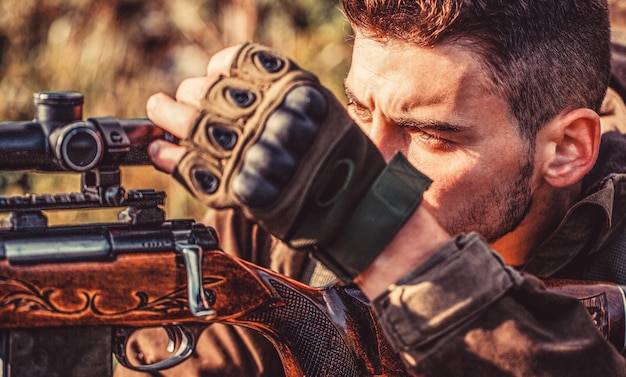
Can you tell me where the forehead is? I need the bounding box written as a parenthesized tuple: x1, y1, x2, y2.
(345, 35, 511, 125)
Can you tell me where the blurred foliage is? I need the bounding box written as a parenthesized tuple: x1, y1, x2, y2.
(0, 0, 352, 224)
(612, 0, 626, 44)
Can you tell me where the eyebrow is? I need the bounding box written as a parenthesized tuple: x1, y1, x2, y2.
(396, 118, 471, 133)
(343, 80, 472, 133)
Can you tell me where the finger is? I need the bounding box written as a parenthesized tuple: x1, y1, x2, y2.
(146, 92, 200, 139)
(206, 44, 244, 77)
(174, 44, 245, 109)
(148, 139, 187, 174)
(175, 77, 213, 109)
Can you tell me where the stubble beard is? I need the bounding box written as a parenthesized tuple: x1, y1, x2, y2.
(444, 157, 535, 243)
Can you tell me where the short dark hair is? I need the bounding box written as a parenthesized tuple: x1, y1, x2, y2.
(342, 0, 612, 142)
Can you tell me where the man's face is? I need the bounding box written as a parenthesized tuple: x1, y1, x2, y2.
(344, 35, 537, 243)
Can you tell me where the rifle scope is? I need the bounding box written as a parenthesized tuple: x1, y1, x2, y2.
(0, 91, 166, 172)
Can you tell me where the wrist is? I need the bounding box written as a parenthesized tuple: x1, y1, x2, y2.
(355, 205, 450, 299)
(311, 153, 433, 283)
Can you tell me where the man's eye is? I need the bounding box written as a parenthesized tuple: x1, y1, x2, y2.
(347, 102, 372, 123)
(396, 119, 456, 151)
(410, 128, 454, 150)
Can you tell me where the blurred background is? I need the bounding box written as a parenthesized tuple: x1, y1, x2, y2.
(0, 0, 351, 224)
(1, 0, 626, 224)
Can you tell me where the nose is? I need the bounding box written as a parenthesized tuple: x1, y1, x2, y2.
(364, 116, 403, 161)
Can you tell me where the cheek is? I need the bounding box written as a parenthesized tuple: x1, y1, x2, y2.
(405, 141, 477, 181)
(421, 171, 475, 213)
(417, 150, 532, 219)
(406, 149, 505, 212)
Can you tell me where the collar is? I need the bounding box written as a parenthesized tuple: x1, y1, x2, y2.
(521, 175, 626, 277)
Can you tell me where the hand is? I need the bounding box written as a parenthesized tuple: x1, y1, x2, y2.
(147, 45, 243, 174)
(147, 43, 432, 283)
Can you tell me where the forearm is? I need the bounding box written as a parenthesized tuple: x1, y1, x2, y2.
(355, 205, 449, 299)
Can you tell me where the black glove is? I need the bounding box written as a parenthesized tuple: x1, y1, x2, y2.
(175, 42, 432, 283)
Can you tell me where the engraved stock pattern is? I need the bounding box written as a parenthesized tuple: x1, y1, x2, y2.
(579, 293, 609, 340)
(0, 275, 192, 319)
(544, 279, 626, 354)
(0, 253, 204, 328)
(0, 277, 90, 315)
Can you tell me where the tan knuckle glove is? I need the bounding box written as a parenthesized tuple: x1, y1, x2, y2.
(176, 43, 432, 282)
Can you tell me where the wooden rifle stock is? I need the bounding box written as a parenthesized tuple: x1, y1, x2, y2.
(544, 279, 626, 355)
(0, 245, 408, 376)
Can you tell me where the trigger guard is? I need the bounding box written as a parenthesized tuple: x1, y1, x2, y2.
(113, 325, 197, 373)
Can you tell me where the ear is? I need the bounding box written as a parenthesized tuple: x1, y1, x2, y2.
(542, 108, 600, 188)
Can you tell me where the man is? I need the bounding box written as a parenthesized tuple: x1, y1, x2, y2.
(116, 0, 626, 375)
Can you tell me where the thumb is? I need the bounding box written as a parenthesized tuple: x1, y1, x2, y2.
(148, 139, 186, 174)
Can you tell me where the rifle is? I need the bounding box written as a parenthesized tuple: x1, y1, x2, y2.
(0, 91, 624, 376)
(0, 91, 408, 376)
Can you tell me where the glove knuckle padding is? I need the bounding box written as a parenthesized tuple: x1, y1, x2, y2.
(178, 43, 377, 237)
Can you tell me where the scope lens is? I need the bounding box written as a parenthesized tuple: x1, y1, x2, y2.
(57, 123, 103, 171)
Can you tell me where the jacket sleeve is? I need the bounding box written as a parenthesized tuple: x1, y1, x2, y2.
(371, 232, 626, 376)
